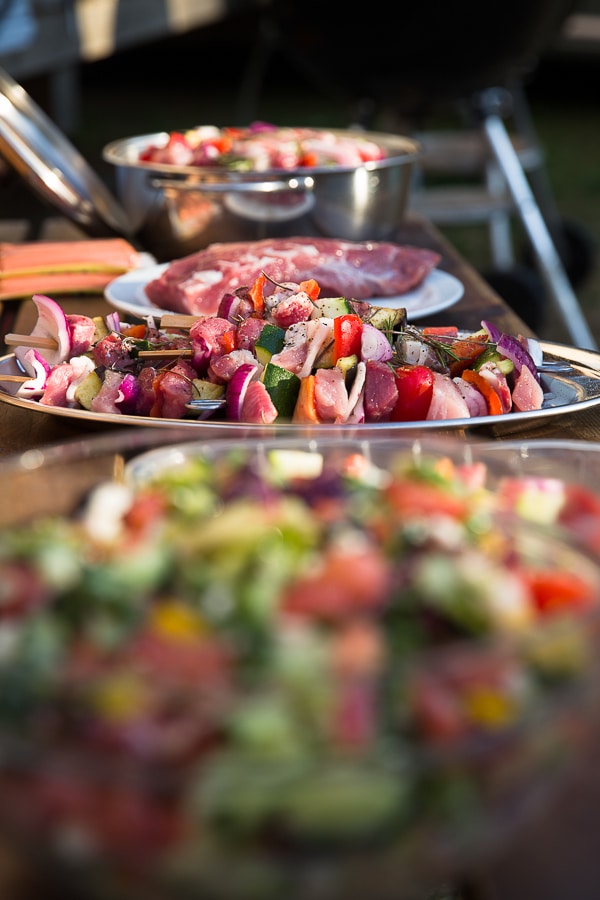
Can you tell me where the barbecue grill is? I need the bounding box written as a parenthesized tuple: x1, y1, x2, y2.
(239, 0, 596, 348)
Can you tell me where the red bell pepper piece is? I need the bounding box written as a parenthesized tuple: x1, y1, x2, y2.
(298, 278, 320, 301)
(333, 314, 363, 361)
(390, 365, 434, 421)
(249, 273, 266, 317)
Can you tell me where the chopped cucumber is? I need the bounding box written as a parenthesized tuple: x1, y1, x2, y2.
(262, 363, 301, 418)
(474, 348, 514, 375)
(254, 324, 286, 365)
(311, 296, 353, 318)
(267, 449, 324, 481)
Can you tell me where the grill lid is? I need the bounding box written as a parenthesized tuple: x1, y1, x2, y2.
(0, 67, 132, 237)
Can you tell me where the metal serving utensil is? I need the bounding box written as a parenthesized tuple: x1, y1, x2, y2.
(185, 398, 227, 419)
(181, 358, 574, 422)
(537, 360, 576, 374)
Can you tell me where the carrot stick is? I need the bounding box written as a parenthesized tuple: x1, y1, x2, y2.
(0, 272, 127, 300)
(0, 239, 142, 274)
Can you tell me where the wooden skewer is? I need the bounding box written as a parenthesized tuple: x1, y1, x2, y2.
(159, 314, 198, 329)
(0, 374, 29, 382)
(4, 333, 58, 350)
(137, 349, 193, 358)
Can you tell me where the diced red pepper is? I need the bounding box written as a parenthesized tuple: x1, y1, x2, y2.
(299, 151, 319, 167)
(221, 330, 236, 354)
(298, 278, 320, 301)
(167, 132, 188, 148)
(333, 314, 363, 361)
(421, 325, 459, 337)
(248, 273, 266, 317)
(121, 323, 147, 339)
(390, 365, 434, 421)
(523, 569, 596, 615)
(461, 369, 503, 415)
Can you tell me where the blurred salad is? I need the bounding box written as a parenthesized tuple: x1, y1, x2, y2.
(138, 122, 387, 170)
(0, 443, 599, 898)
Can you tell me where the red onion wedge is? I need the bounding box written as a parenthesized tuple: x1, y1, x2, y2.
(495, 333, 541, 384)
(226, 363, 261, 421)
(14, 294, 71, 368)
(116, 372, 141, 413)
(482, 319, 540, 383)
(16, 348, 51, 398)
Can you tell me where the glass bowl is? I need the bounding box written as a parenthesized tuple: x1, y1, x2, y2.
(2, 432, 600, 900)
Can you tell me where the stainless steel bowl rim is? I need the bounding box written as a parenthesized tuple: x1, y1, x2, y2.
(102, 128, 421, 182)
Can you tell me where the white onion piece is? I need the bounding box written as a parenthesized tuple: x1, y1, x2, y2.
(360, 323, 393, 362)
(65, 356, 96, 406)
(16, 349, 51, 398)
(345, 360, 367, 423)
(525, 337, 543, 368)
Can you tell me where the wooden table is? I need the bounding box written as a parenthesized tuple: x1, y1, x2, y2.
(2, 211, 600, 459)
(2, 212, 600, 900)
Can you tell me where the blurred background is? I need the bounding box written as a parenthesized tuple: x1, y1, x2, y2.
(1, 0, 600, 345)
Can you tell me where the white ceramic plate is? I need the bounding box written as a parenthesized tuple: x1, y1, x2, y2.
(104, 264, 465, 320)
(2, 342, 600, 433)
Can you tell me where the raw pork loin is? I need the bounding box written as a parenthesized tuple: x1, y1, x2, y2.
(144, 237, 442, 316)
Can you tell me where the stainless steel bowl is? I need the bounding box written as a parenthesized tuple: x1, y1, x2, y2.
(102, 128, 421, 261)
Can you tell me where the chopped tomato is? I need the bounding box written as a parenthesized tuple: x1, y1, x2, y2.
(207, 136, 233, 154)
(333, 314, 363, 361)
(299, 151, 319, 167)
(390, 365, 434, 421)
(559, 484, 600, 554)
(124, 490, 168, 539)
(523, 569, 596, 615)
(461, 368, 503, 415)
(384, 480, 470, 520)
(166, 132, 187, 150)
(281, 546, 391, 620)
(341, 452, 373, 480)
(561, 483, 600, 522)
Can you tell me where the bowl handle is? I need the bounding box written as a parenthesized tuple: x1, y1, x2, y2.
(149, 176, 316, 194)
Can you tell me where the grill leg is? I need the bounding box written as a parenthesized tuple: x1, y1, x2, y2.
(476, 90, 597, 349)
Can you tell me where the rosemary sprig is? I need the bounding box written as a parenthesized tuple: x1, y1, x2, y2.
(392, 325, 495, 367)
